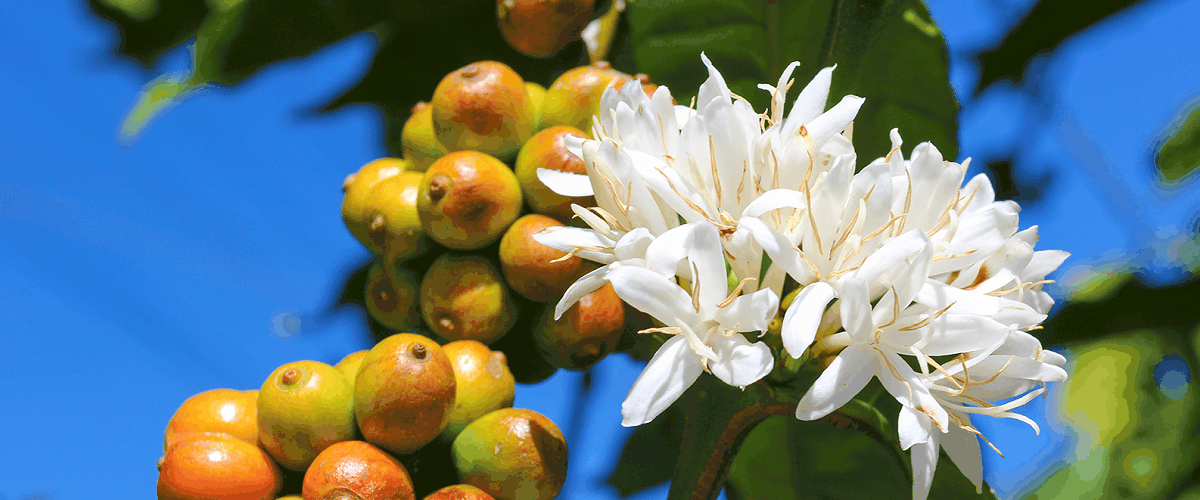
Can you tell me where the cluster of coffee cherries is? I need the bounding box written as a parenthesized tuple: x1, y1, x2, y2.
(349, 59, 661, 381)
(158, 59, 662, 500)
(158, 336, 561, 500)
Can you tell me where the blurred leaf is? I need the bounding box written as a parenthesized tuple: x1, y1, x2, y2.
(205, 0, 387, 85)
(109, 0, 598, 147)
(983, 159, 1054, 203)
(321, 0, 592, 155)
(606, 398, 684, 496)
(618, 0, 958, 161)
(120, 73, 206, 138)
(1027, 331, 1200, 499)
(1058, 259, 1134, 304)
(1042, 268, 1200, 345)
(89, 0, 210, 66)
(975, 0, 1150, 92)
(727, 415, 996, 500)
(1156, 101, 1200, 185)
(120, 0, 247, 137)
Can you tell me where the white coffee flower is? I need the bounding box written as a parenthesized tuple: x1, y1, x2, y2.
(901, 340, 1068, 500)
(535, 55, 1071, 500)
(537, 53, 862, 297)
(608, 221, 778, 426)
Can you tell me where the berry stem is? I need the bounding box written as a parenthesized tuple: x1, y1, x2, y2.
(668, 375, 906, 500)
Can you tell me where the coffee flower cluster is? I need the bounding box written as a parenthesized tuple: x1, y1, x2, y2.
(535, 54, 1069, 500)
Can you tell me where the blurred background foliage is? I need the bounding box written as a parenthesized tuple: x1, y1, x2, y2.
(88, 0, 1200, 498)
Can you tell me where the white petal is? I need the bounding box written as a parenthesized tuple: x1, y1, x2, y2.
(533, 226, 615, 252)
(554, 265, 611, 319)
(795, 345, 874, 420)
(621, 335, 705, 426)
(931, 204, 1019, 275)
(916, 280, 1002, 316)
(786, 65, 835, 129)
(741, 188, 808, 217)
(571, 204, 617, 240)
(992, 300, 1047, 329)
(1024, 249, 1070, 281)
(709, 334, 774, 387)
(919, 314, 1012, 356)
(644, 223, 696, 278)
(614, 228, 654, 261)
(910, 432, 940, 500)
(625, 148, 715, 222)
(968, 355, 1069, 384)
(780, 281, 836, 357)
(850, 230, 929, 287)
(562, 132, 587, 158)
(958, 174, 996, 216)
(674, 105, 695, 128)
(893, 238, 934, 310)
(737, 217, 816, 284)
(874, 350, 948, 431)
(1041, 349, 1067, 367)
(689, 222, 728, 307)
(839, 278, 874, 342)
(715, 289, 779, 332)
(805, 95, 864, 148)
(942, 423, 984, 493)
(606, 265, 697, 326)
(697, 52, 731, 112)
(536, 167, 595, 197)
(898, 405, 934, 450)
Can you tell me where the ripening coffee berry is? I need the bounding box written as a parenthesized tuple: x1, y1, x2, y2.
(496, 0, 595, 58)
(431, 61, 535, 160)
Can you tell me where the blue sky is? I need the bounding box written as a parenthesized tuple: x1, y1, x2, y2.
(1, 0, 1198, 499)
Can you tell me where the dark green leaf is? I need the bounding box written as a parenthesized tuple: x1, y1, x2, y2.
(606, 399, 684, 496)
(727, 414, 999, 500)
(1041, 267, 1200, 346)
(619, 0, 958, 161)
(727, 416, 912, 500)
(89, 0, 210, 66)
(320, 1, 590, 155)
(976, 0, 1150, 92)
(1156, 101, 1200, 184)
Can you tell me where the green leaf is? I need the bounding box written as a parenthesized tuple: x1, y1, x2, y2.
(606, 399, 685, 496)
(619, 0, 958, 162)
(728, 416, 910, 500)
(1025, 331, 1200, 499)
(1156, 101, 1200, 184)
(321, 0, 590, 156)
(727, 414, 999, 500)
(89, 0, 210, 66)
(119, 0, 246, 138)
(975, 0, 1151, 92)
(1040, 265, 1200, 346)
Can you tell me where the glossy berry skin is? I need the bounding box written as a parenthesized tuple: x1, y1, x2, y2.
(439, 340, 516, 441)
(420, 253, 518, 345)
(431, 61, 535, 160)
(402, 101, 450, 172)
(157, 433, 283, 500)
(163, 388, 259, 453)
(417, 151, 523, 251)
(303, 440, 415, 500)
(355, 334, 457, 455)
(531, 282, 625, 370)
(514, 126, 595, 222)
(451, 408, 568, 500)
(423, 484, 495, 500)
(498, 214, 595, 302)
(497, 0, 595, 58)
